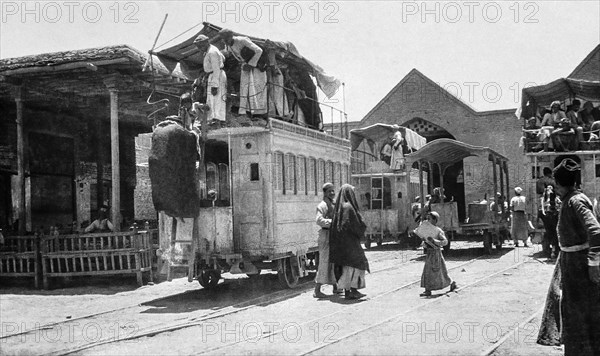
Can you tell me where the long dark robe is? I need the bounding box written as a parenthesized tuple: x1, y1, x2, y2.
(537, 253, 561, 346)
(329, 185, 370, 272)
(560, 250, 600, 355)
(555, 189, 600, 356)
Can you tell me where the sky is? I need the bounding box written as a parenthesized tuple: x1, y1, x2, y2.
(1, 1, 599, 124)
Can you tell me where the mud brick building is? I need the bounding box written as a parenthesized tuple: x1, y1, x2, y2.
(0, 45, 189, 234)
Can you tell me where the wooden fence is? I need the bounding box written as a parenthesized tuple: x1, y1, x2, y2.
(0, 231, 155, 289)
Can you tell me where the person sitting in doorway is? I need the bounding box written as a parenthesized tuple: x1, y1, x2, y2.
(84, 205, 115, 233)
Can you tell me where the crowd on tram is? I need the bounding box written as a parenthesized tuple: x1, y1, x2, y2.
(173, 29, 324, 131)
(522, 99, 600, 152)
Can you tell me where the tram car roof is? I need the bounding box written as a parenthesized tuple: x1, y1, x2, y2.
(350, 123, 426, 152)
(149, 22, 340, 99)
(405, 138, 508, 169)
(519, 77, 600, 116)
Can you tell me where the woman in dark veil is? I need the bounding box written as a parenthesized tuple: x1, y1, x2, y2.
(329, 184, 370, 300)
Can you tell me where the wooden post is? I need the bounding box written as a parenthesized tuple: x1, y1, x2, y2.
(505, 161, 510, 202)
(492, 156, 498, 200)
(14, 86, 26, 235)
(418, 161, 425, 218)
(438, 163, 444, 201)
(104, 77, 121, 230)
(499, 159, 505, 200)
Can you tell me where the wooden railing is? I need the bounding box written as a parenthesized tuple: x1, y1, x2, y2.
(0, 231, 154, 289)
(0, 235, 41, 288)
(41, 231, 153, 289)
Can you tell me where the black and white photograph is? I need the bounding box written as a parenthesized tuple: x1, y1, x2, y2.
(1, 1, 599, 355)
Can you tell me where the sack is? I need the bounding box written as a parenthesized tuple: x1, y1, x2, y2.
(414, 221, 440, 240)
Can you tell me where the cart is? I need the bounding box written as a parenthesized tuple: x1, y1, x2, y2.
(157, 119, 351, 288)
(349, 124, 427, 248)
(406, 139, 510, 254)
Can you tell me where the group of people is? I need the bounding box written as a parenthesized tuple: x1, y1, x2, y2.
(523, 99, 600, 152)
(314, 183, 370, 300)
(187, 29, 321, 129)
(314, 182, 457, 300)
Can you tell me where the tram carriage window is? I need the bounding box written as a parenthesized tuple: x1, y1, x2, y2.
(596, 164, 600, 178)
(325, 161, 333, 185)
(274, 152, 284, 192)
(250, 163, 259, 181)
(307, 157, 316, 196)
(206, 162, 218, 196)
(285, 153, 296, 195)
(370, 177, 392, 209)
(531, 166, 541, 179)
(318, 159, 325, 188)
(218, 163, 230, 202)
(334, 162, 341, 187)
(297, 156, 306, 194)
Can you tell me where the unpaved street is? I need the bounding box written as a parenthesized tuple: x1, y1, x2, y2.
(1, 241, 563, 355)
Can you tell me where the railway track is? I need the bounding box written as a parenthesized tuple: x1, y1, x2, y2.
(197, 253, 520, 355)
(1, 242, 495, 356)
(0, 243, 419, 342)
(49, 249, 486, 355)
(39, 246, 485, 355)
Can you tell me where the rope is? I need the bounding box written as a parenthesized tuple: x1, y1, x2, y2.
(155, 21, 205, 51)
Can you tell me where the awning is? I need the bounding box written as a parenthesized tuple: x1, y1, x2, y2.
(519, 77, 600, 117)
(405, 138, 508, 169)
(350, 123, 426, 153)
(149, 22, 341, 98)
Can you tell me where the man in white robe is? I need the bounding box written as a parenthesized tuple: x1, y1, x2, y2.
(218, 29, 268, 116)
(194, 35, 227, 124)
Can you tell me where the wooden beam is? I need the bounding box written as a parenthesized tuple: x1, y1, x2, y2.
(0, 58, 130, 76)
(104, 75, 122, 230)
(14, 86, 26, 234)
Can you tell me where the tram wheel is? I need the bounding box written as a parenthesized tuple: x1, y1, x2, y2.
(277, 257, 299, 289)
(198, 269, 221, 289)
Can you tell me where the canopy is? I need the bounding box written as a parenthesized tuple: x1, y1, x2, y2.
(519, 77, 600, 118)
(405, 138, 508, 169)
(149, 22, 341, 98)
(350, 123, 426, 153)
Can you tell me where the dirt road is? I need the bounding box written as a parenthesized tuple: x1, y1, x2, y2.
(0, 241, 563, 355)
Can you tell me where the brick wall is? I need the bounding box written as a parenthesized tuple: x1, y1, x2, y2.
(360, 69, 523, 210)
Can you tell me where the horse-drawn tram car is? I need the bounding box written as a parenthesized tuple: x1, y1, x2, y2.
(157, 120, 350, 289)
(145, 23, 350, 289)
(349, 124, 427, 248)
(406, 139, 511, 254)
